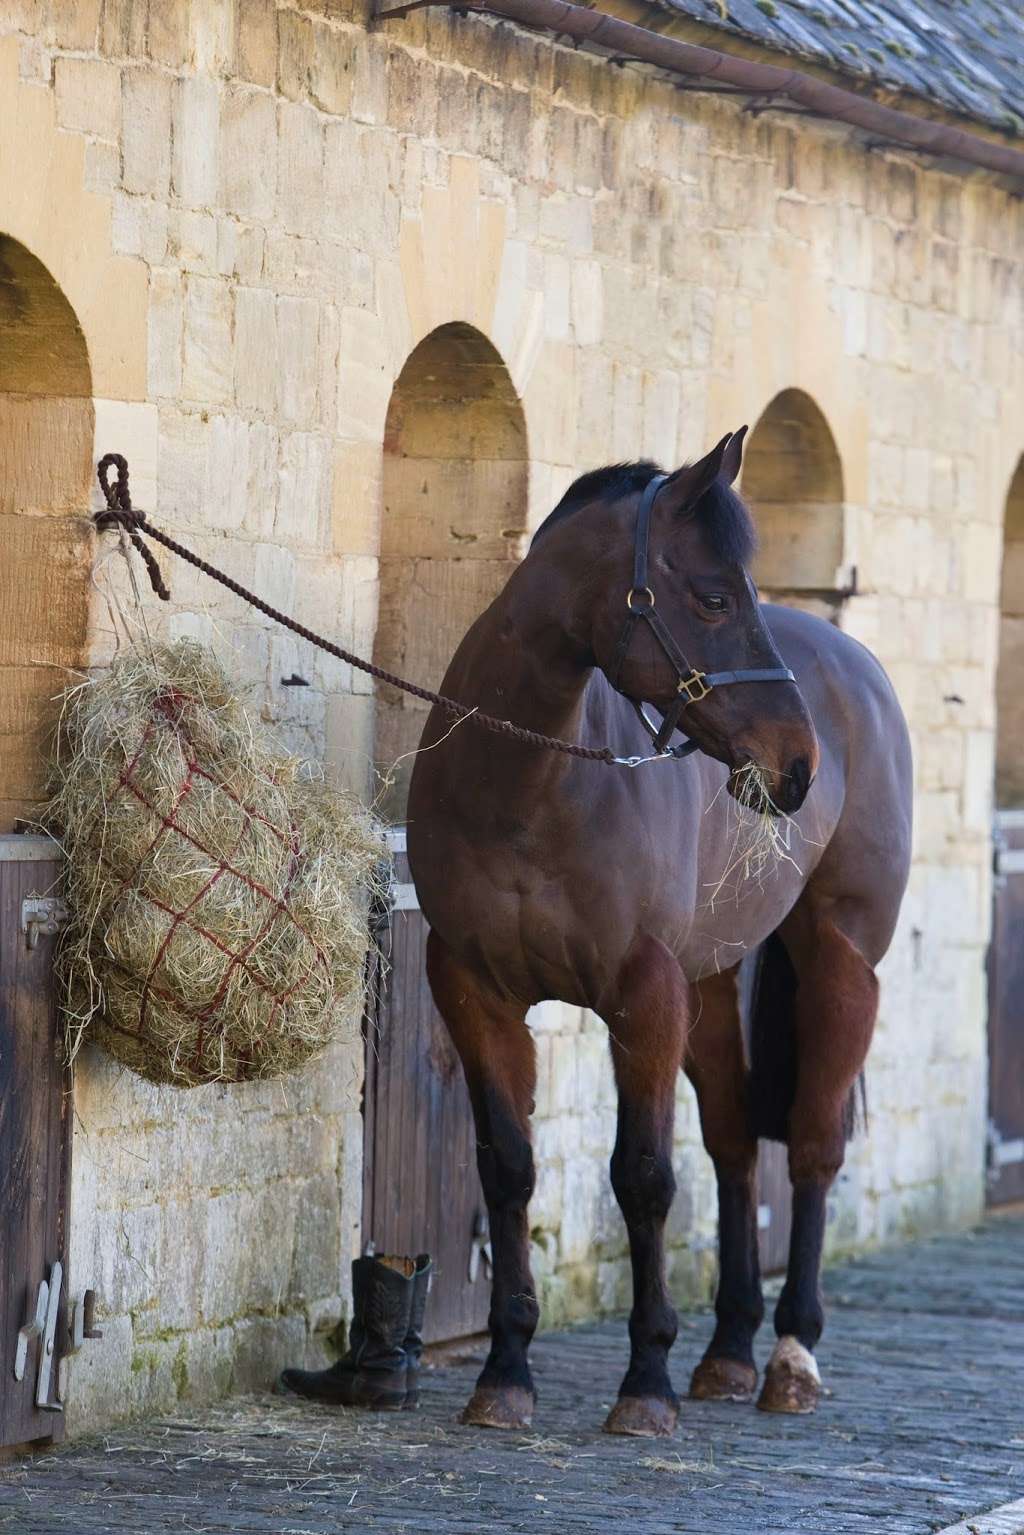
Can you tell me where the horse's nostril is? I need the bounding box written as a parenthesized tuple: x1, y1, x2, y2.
(786, 755, 813, 808)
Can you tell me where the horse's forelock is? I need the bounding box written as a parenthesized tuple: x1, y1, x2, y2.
(692, 480, 758, 569)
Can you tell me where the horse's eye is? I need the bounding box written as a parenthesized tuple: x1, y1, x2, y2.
(698, 594, 727, 613)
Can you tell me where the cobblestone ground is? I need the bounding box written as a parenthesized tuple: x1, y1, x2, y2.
(2, 1217, 1022, 1535)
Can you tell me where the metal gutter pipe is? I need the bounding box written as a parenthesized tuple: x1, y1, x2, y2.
(380, 0, 1024, 186)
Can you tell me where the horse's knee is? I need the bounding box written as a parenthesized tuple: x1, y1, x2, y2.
(610, 1145, 676, 1223)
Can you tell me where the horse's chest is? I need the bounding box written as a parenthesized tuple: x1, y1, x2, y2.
(427, 849, 615, 1005)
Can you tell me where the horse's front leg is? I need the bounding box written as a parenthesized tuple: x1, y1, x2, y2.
(425, 931, 538, 1429)
(601, 936, 688, 1438)
(759, 915, 878, 1414)
(685, 968, 763, 1403)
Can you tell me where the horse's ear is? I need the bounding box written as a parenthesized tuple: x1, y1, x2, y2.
(659, 427, 747, 513)
(719, 424, 747, 486)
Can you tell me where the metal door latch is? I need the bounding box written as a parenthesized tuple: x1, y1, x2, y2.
(468, 1212, 493, 1283)
(987, 1118, 1024, 1182)
(68, 1289, 104, 1352)
(21, 896, 70, 950)
(13, 1260, 64, 1411)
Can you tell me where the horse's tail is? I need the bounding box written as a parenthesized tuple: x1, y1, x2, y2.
(748, 932, 866, 1144)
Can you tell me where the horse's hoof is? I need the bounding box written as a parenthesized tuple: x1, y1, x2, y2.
(460, 1385, 534, 1429)
(756, 1336, 821, 1414)
(689, 1354, 758, 1403)
(603, 1394, 679, 1437)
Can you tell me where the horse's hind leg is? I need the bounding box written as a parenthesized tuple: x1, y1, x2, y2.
(684, 967, 763, 1403)
(426, 931, 538, 1429)
(601, 936, 688, 1437)
(758, 912, 879, 1415)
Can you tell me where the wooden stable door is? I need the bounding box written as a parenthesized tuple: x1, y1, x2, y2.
(0, 835, 71, 1449)
(362, 831, 490, 1343)
(988, 810, 1024, 1205)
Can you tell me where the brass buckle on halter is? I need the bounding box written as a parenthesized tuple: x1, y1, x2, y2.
(626, 586, 656, 611)
(677, 669, 711, 704)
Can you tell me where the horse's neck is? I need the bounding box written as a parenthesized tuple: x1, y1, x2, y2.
(452, 573, 594, 790)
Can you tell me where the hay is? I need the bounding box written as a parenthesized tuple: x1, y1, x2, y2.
(47, 639, 385, 1087)
(702, 760, 803, 912)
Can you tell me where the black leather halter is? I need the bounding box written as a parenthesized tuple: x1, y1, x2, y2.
(609, 473, 796, 759)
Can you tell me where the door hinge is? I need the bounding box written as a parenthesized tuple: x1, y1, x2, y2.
(13, 1260, 64, 1412)
(21, 895, 70, 950)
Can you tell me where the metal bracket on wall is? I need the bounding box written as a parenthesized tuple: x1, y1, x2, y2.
(13, 1260, 64, 1412)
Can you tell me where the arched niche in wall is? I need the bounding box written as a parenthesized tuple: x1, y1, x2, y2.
(0, 235, 94, 830)
(742, 388, 847, 623)
(373, 323, 528, 819)
(995, 457, 1024, 808)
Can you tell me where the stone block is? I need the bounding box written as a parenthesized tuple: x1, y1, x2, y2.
(335, 306, 393, 444)
(323, 119, 400, 250)
(231, 1313, 308, 1393)
(169, 209, 218, 272)
(219, 85, 278, 221)
(183, 275, 233, 405)
(351, 32, 388, 124)
(173, 74, 220, 207)
(570, 258, 603, 347)
(277, 9, 314, 101)
(310, 20, 354, 115)
(278, 102, 324, 238)
(64, 1314, 134, 1437)
(55, 55, 120, 139)
(145, 0, 189, 66)
(237, 0, 277, 86)
(288, 1171, 343, 1302)
(277, 430, 330, 548)
(42, 0, 100, 49)
(122, 68, 172, 197)
(192, 0, 234, 74)
(234, 286, 278, 413)
(277, 294, 320, 425)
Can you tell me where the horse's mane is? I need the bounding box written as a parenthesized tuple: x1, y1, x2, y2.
(531, 460, 757, 567)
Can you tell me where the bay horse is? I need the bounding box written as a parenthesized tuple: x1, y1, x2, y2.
(406, 429, 912, 1436)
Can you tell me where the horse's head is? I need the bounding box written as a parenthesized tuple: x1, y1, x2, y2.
(585, 430, 819, 815)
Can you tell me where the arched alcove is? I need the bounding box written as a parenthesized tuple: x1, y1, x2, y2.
(742, 389, 846, 622)
(995, 458, 1024, 808)
(373, 323, 528, 818)
(0, 235, 94, 830)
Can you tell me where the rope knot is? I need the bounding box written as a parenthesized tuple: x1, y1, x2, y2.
(94, 453, 170, 600)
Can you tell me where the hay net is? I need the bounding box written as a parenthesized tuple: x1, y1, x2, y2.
(48, 640, 386, 1087)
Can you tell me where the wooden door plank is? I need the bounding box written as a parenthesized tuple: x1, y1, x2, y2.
(987, 817, 1024, 1206)
(1, 852, 67, 1448)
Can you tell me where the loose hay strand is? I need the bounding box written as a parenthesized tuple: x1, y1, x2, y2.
(46, 640, 387, 1087)
(702, 760, 802, 912)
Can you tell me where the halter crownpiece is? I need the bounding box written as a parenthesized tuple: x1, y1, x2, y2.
(609, 473, 796, 758)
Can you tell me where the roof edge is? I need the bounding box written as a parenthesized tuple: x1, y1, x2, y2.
(379, 0, 1024, 186)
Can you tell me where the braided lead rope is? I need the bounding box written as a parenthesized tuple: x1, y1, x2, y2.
(94, 454, 653, 766)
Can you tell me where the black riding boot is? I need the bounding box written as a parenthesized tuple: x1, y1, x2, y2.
(279, 1255, 414, 1409)
(403, 1254, 433, 1410)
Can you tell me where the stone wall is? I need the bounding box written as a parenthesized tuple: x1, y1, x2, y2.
(1, 0, 1022, 1428)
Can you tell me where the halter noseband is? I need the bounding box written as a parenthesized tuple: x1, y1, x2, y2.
(609, 474, 796, 759)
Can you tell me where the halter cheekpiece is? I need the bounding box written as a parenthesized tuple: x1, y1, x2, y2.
(609, 473, 796, 760)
